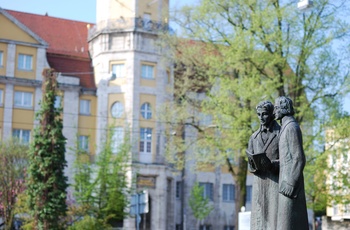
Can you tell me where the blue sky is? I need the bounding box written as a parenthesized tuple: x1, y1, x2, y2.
(0, 0, 195, 23)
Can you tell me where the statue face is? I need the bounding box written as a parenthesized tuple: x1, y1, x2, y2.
(257, 108, 273, 126)
(274, 100, 283, 120)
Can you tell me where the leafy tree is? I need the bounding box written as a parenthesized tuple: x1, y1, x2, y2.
(317, 114, 350, 215)
(189, 182, 213, 222)
(70, 127, 132, 228)
(163, 0, 350, 226)
(0, 139, 29, 230)
(27, 68, 68, 230)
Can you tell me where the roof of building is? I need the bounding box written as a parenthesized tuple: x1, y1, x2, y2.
(5, 9, 96, 89)
(47, 53, 95, 90)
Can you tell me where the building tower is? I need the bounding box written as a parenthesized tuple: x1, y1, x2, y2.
(88, 0, 173, 229)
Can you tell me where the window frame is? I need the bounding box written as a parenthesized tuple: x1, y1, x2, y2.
(112, 126, 124, 153)
(111, 63, 125, 78)
(79, 99, 91, 115)
(14, 91, 33, 108)
(222, 184, 235, 202)
(176, 181, 182, 199)
(18, 53, 33, 71)
(223, 226, 235, 230)
(79, 135, 89, 152)
(140, 102, 152, 119)
(111, 101, 124, 118)
(140, 128, 152, 154)
(13, 129, 31, 144)
(141, 64, 155, 79)
(199, 182, 214, 201)
(199, 225, 212, 230)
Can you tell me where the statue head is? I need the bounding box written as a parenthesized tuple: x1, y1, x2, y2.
(256, 101, 274, 127)
(274, 96, 295, 120)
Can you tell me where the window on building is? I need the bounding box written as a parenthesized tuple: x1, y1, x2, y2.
(80, 99, 91, 115)
(112, 126, 124, 153)
(141, 102, 152, 119)
(54, 96, 61, 108)
(18, 54, 33, 70)
(143, 13, 152, 30)
(223, 226, 234, 230)
(13, 129, 30, 144)
(79, 135, 89, 151)
(199, 182, 213, 201)
(112, 63, 125, 78)
(166, 69, 171, 83)
(14, 91, 33, 108)
(111, 101, 124, 118)
(175, 224, 183, 230)
(176, 181, 182, 199)
(223, 184, 235, 202)
(246, 185, 252, 203)
(0, 51, 3, 67)
(141, 64, 155, 79)
(0, 89, 3, 105)
(140, 128, 152, 153)
(199, 225, 212, 230)
(333, 204, 339, 215)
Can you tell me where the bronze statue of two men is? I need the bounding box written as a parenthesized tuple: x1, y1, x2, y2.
(247, 96, 309, 230)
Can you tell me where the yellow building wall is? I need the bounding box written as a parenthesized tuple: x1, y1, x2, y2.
(138, 1, 158, 20)
(109, 0, 135, 19)
(12, 86, 35, 131)
(0, 43, 7, 75)
(0, 14, 39, 44)
(139, 94, 156, 158)
(197, 163, 216, 172)
(15, 45, 37, 79)
(137, 0, 169, 21)
(161, 0, 169, 23)
(78, 95, 97, 155)
(108, 93, 125, 126)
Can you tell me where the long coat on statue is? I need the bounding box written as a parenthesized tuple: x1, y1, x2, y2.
(247, 120, 280, 230)
(276, 116, 309, 230)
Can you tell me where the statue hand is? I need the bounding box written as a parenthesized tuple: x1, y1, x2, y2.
(280, 181, 296, 198)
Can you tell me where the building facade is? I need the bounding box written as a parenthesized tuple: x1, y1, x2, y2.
(325, 129, 350, 222)
(0, 1, 252, 229)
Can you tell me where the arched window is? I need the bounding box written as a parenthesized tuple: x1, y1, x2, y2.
(141, 102, 152, 119)
(111, 101, 124, 118)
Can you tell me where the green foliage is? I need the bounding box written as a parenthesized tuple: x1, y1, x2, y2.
(321, 115, 350, 209)
(189, 182, 213, 221)
(70, 126, 132, 228)
(162, 0, 350, 219)
(27, 69, 68, 230)
(0, 139, 29, 230)
(67, 215, 103, 230)
(14, 193, 35, 230)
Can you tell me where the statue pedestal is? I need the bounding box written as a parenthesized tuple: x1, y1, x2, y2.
(238, 211, 251, 230)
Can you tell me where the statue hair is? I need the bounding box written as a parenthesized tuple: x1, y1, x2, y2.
(276, 96, 295, 116)
(256, 101, 274, 115)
